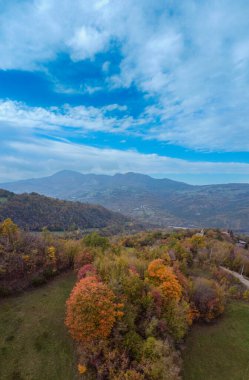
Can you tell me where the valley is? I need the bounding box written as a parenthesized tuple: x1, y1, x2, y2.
(2, 171, 249, 232)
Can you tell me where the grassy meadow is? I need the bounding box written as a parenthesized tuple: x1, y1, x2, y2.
(183, 301, 249, 380)
(0, 272, 77, 380)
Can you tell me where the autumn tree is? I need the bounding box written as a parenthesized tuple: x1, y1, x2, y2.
(77, 263, 97, 281)
(147, 259, 182, 302)
(65, 276, 123, 343)
(191, 277, 225, 321)
(189, 235, 206, 254)
(0, 218, 19, 244)
(83, 232, 110, 249)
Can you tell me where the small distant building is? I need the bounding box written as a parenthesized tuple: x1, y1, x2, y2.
(221, 230, 230, 236)
(236, 240, 247, 248)
(195, 229, 204, 237)
(168, 250, 176, 261)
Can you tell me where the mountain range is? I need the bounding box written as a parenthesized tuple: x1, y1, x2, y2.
(1, 170, 249, 232)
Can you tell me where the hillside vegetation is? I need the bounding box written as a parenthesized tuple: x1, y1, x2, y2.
(2, 171, 249, 232)
(0, 189, 129, 231)
(63, 228, 249, 379)
(1, 220, 249, 379)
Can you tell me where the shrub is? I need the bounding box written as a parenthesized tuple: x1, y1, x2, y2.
(228, 285, 242, 299)
(77, 264, 97, 281)
(243, 289, 249, 301)
(62, 240, 81, 267)
(113, 370, 145, 380)
(162, 300, 192, 340)
(74, 250, 93, 270)
(31, 275, 47, 287)
(123, 330, 143, 360)
(191, 277, 225, 321)
(140, 337, 181, 380)
(83, 232, 110, 249)
(43, 267, 57, 280)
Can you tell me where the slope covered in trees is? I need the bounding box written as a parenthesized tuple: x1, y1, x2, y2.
(0, 189, 129, 231)
(3, 171, 249, 232)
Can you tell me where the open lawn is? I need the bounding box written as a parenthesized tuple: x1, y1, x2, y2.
(183, 301, 249, 380)
(1, 273, 249, 380)
(0, 272, 77, 380)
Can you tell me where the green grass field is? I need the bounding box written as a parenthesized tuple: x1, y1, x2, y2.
(1, 274, 249, 380)
(183, 301, 249, 380)
(0, 272, 77, 380)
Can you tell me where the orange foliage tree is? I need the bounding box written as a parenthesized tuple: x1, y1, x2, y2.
(147, 259, 182, 302)
(65, 276, 123, 343)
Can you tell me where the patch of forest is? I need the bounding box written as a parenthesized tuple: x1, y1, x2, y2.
(1, 220, 249, 379)
(0, 189, 130, 232)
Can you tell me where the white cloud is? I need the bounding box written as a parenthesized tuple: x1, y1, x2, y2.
(1, 98, 249, 154)
(1, 137, 249, 183)
(0, 100, 136, 135)
(68, 26, 109, 61)
(1, 1, 249, 152)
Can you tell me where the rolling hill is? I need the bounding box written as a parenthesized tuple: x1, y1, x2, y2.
(2, 171, 249, 232)
(0, 189, 129, 231)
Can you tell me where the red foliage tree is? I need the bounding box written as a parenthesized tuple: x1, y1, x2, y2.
(74, 250, 93, 270)
(77, 263, 97, 281)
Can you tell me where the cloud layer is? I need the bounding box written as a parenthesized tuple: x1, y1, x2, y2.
(2, 136, 249, 183)
(0, 0, 249, 181)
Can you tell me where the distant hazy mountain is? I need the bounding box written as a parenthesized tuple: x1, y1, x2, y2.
(0, 188, 130, 232)
(2, 170, 249, 232)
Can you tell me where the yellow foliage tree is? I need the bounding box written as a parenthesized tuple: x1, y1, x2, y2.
(0, 218, 19, 244)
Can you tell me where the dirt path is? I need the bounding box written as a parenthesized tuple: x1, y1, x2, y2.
(220, 266, 249, 289)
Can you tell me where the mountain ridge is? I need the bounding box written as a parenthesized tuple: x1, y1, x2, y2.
(1, 171, 249, 232)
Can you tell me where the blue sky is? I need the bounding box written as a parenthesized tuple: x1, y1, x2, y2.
(0, 0, 249, 184)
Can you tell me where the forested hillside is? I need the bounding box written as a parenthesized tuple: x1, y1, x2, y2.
(3, 171, 249, 232)
(0, 189, 129, 231)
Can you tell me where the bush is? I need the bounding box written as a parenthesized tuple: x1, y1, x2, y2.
(31, 275, 47, 287)
(191, 277, 225, 321)
(83, 232, 110, 249)
(243, 289, 249, 301)
(77, 264, 97, 281)
(113, 370, 145, 380)
(140, 337, 181, 380)
(74, 249, 93, 270)
(123, 330, 143, 360)
(43, 267, 57, 280)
